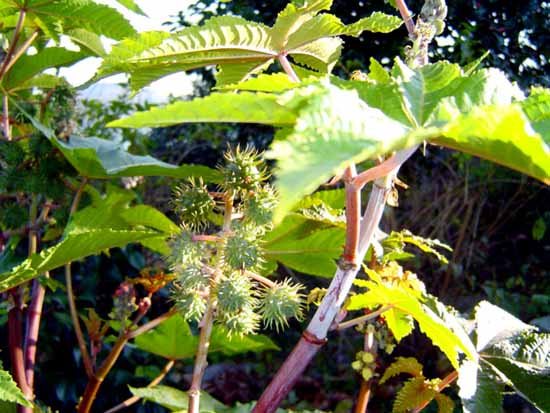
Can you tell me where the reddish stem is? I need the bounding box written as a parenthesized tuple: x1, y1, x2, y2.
(355, 380, 371, 413)
(251, 335, 325, 412)
(24, 277, 46, 389)
(411, 370, 458, 413)
(395, 0, 416, 37)
(343, 165, 360, 265)
(8, 290, 32, 412)
(278, 54, 300, 82)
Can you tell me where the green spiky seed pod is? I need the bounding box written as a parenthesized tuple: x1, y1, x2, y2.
(218, 305, 260, 337)
(258, 279, 304, 331)
(172, 178, 214, 231)
(242, 184, 277, 229)
(173, 289, 207, 322)
(224, 235, 264, 270)
(216, 273, 257, 314)
(176, 264, 209, 290)
(219, 146, 268, 194)
(167, 230, 207, 269)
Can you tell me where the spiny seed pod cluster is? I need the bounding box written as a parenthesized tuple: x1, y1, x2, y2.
(169, 146, 304, 336)
(351, 350, 377, 381)
(171, 178, 215, 231)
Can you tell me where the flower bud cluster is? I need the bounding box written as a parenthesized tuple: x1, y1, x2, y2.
(169, 146, 304, 336)
(351, 350, 377, 381)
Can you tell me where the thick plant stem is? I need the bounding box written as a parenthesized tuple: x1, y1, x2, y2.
(252, 172, 396, 413)
(188, 195, 234, 413)
(8, 290, 32, 412)
(343, 164, 360, 264)
(24, 202, 50, 391)
(24, 275, 46, 390)
(104, 359, 175, 413)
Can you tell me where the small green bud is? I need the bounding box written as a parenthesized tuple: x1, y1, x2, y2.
(351, 360, 363, 371)
(216, 273, 257, 314)
(385, 344, 396, 354)
(259, 279, 304, 331)
(172, 178, 214, 231)
(366, 324, 376, 334)
(361, 367, 374, 381)
(362, 352, 375, 364)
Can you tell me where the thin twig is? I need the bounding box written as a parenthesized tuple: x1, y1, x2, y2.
(411, 370, 458, 413)
(3, 30, 39, 77)
(278, 54, 300, 82)
(395, 0, 416, 37)
(0, 9, 26, 81)
(351, 146, 419, 191)
(103, 359, 175, 413)
(188, 195, 234, 413)
(126, 309, 177, 340)
(2, 95, 10, 140)
(244, 269, 277, 288)
(65, 179, 94, 378)
(333, 305, 393, 331)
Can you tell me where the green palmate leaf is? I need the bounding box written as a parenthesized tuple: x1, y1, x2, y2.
(393, 377, 436, 413)
(0, 229, 160, 292)
(52, 136, 221, 181)
(66, 28, 107, 56)
(473, 301, 534, 352)
(383, 230, 452, 264)
(458, 361, 504, 413)
(97, 16, 275, 90)
(368, 57, 391, 83)
(120, 206, 180, 235)
(380, 357, 424, 383)
(21, 0, 136, 40)
(134, 314, 279, 360)
(485, 356, 550, 412)
(434, 394, 454, 413)
(264, 227, 345, 277)
(129, 385, 226, 412)
(9, 74, 68, 93)
(0, 365, 32, 407)
(270, 0, 332, 49)
(3, 47, 89, 91)
(285, 12, 401, 51)
(483, 330, 550, 412)
(97, 0, 400, 89)
(219, 72, 301, 93)
(522, 87, 550, 138)
(108, 92, 296, 129)
(114, 0, 146, 16)
(12, 98, 221, 182)
(348, 282, 475, 368)
(267, 81, 429, 222)
(0, 191, 177, 291)
(433, 103, 550, 185)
